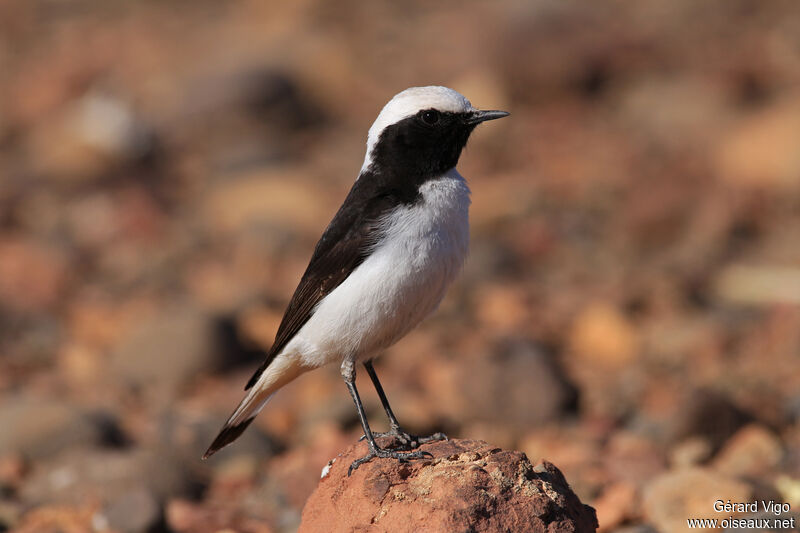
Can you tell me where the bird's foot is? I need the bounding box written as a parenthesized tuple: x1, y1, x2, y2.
(359, 427, 448, 450)
(348, 445, 433, 475)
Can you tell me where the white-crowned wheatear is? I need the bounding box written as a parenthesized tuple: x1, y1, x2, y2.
(204, 86, 508, 473)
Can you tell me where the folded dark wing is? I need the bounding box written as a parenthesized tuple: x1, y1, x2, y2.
(244, 180, 402, 390)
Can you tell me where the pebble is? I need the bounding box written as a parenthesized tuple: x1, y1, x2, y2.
(642, 467, 751, 532)
(102, 487, 161, 533)
(594, 481, 636, 532)
(569, 303, 638, 367)
(19, 447, 194, 506)
(0, 395, 102, 460)
(716, 97, 800, 190)
(109, 305, 218, 395)
(712, 424, 783, 478)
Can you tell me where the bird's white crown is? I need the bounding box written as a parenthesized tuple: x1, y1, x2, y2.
(362, 86, 474, 172)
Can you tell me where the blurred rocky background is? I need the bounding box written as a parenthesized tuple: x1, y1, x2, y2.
(1, 0, 800, 532)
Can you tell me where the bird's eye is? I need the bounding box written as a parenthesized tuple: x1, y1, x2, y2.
(421, 110, 440, 125)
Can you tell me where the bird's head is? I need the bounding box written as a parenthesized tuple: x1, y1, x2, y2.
(362, 86, 508, 177)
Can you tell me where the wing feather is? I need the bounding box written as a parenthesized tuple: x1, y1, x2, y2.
(244, 180, 404, 390)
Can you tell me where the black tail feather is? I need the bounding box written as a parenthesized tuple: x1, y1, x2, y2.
(202, 416, 256, 459)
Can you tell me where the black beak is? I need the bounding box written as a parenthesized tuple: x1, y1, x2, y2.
(465, 109, 510, 125)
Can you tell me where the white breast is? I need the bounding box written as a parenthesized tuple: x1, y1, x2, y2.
(288, 168, 471, 368)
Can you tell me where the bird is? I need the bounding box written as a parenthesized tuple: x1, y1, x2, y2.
(203, 86, 508, 473)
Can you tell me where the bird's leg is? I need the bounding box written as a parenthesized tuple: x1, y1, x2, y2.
(360, 359, 447, 450)
(341, 358, 433, 475)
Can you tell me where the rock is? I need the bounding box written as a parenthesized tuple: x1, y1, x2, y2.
(212, 454, 260, 486)
(234, 68, 326, 131)
(102, 486, 162, 533)
(619, 76, 730, 150)
(299, 439, 597, 533)
(775, 476, 800, 510)
(17, 445, 197, 531)
(593, 482, 636, 532)
(671, 389, 753, 451)
(0, 452, 27, 489)
(240, 421, 353, 528)
(24, 90, 157, 184)
(715, 97, 800, 190)
(713, 264, 800, 306)
(19, 447, 195, 507)
(14, 503, 97, 533)
(569, 303, 638, 367)
(66, 91, 156, 162)
(0, 500, 23, 532)
(163, 409, 278, 464)
(0, 395, 102, 460)
(441, 339, 578, 429)
(669, 437, 713, 468)
(611, 527, 658, 533)
(0, 313, 62, 368)
(57, 342, 104, 388)
(165, 499, 201, 532)
(109, 305, 218, 395)
(165, 498, 274, 533)
(712, 424, 783, 478)
(603, 431, 666, 486)
(642, 467, 752, 532)
(0, 236, 69, 313)
(519, 425, 601, 498)
(474, 283, 530, 333)
(202, 169, 336, 236)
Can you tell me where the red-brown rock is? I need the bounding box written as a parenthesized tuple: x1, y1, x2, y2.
(299, 439, 597, 533)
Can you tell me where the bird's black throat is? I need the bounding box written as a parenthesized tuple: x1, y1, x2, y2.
(364, 110, 477, 204)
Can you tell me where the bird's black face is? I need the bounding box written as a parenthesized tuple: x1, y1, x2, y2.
(370, 108, 508, 182)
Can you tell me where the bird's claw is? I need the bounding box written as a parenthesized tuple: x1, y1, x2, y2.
(358, 429, 448, 450)
(348, 447, 433, 476)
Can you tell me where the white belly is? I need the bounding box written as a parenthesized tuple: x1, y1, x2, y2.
(288, 168, 471, 367)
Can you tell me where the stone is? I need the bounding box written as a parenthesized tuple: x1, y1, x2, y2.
(101, 486, 162, 533)
(474, 283, 530, 333)
(619, 76, 730, 150)
(0, 452, 27, 488)
(442, 339, 578, 429)
(712, 424, 783, 478)
(299, 439, 597, 533)
(0, 500, 23, 532)
(642, 467, 751, 532)
(19, 447, 195, 507)
(109, 305, 218, 394)
(24, 90, 157, 184)
(0, 237, 69, 313)
(713, 265, 800, 306)
(0, 395, 102, 460)
(165, 498, 274, 533)
(611, 527, 658, 533)
(671, 389, 753, 451)
(775, 476, 800, 510)
(569, 303, 638, 367)
(259, 422, 354, 513)
(519, 425, 601, 498)
(202, 170, 335, 236)
(670, 437, 713, 469)
(14, 503, 97, 533)
(164, 409, 277, 465)
(603, 431, 666, 486)
(715, 97, 800, 190)
(593, 482, 636, 533)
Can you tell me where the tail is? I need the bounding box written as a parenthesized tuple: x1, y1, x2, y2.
(203, 355, 305, 459)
